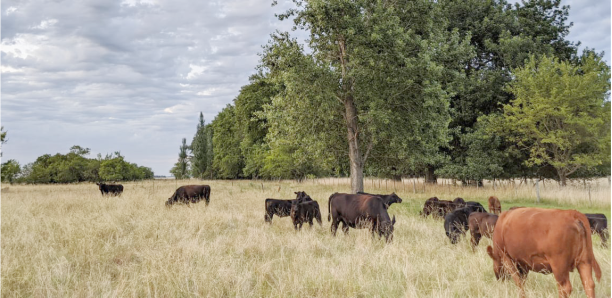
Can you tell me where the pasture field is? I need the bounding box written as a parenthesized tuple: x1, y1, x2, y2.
(2, 179, 610, 297)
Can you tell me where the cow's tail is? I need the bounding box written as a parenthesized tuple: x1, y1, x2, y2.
(577, 217, 602, 281)
(327, 193, 336, 222)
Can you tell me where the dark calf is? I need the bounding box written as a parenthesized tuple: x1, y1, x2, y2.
(444, 204, 487, 244)
(421, 197, 440, 217)
(585, 213, 608, 247)
(264, 193, 313, 223)
(290, 200, 323, 230)
(453, 197, 466, 208)
(96, 183, 124, 196)
(357, 192, 403, 209)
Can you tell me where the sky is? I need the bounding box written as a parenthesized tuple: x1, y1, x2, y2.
(1, 0, 610, 176)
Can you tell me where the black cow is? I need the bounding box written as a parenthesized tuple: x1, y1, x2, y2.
(265, 192, 313, 223)
(444, 203, 487, 244)
(585, 213, 608, 247)
(356, 191, 403, 209)
(165, 185, 211, 207)
(290, 200, 323, 230)
(96, 183, 124, 196)
(327, 193, 396, 242)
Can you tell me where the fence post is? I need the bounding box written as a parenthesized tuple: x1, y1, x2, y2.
(588, 184, 592, 205)
(412, 178, 416, 194)
(536, 179, 540, 204)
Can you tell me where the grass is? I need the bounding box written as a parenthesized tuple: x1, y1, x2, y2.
(2, 178, 610, 297)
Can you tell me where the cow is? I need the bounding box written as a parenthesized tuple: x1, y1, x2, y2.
(453, 197, 467, 208)
(356, 191, 403, 209)
(585, 213, 608, 247)
(96, 183, 124, 196)
(328, 193, 396, 242)
(264, 192, 313, 223)
(487, 208, 602, 298)
(165, 185, 211, 207)
(468, 212, 498, 250)
(421, 197, 440, 217)
(436, 200, 456, 218)
(290, 200, 323, 230)
(488, 196, 502, 214)
(444, 203, 487, 244)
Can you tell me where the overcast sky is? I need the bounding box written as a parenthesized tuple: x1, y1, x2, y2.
(2, 0, 610, 176)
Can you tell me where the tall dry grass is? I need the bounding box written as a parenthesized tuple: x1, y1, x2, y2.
(2, 179, 610, 297)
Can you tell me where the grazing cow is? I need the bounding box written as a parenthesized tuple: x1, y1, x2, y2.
(487, 208, 601, 298)
(357, 191, 403, 209)
(328, 193, 396, 242)
(421, 197, 440, 217)
(444, 204, 487, 244)
(165, 185, 211, 207)
(290, 200, 323, 230)
(264, 193, 313, 223)
(96, 183, 124, 196)
(488, 196, 502, 214)
(453, 197, 467, 208)
(585, 213, 608, 247)
(468, 212, 498, 250)
(436, 200, 457, 217)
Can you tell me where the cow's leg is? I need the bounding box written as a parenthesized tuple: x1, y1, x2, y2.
(577, 262, 596, 298)
(331, 218, 339, 236)
(600, 229, 608, 247)
(298, 222, 303, 230)
(308, 218, 314, 228)
(265, 212, 273, 223)
(551, 263, 572, 298)
(470, 231, 481, 251)
(502, 256, 527, 298)
(341, 221, 349, 235)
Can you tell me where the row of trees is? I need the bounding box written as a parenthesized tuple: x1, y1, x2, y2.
(1, 145, 154, 184)
(171, 0, 610, 191)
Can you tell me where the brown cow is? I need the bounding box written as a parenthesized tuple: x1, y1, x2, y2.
(453, 197, 466, 208)
(165, 185, 210, 206)
(488, 196, 501, 214)
(487, 208, 601, 298)
(420, 197, 440, 217)
(468, 212, 498, 250)
(328, 193, 396, 242)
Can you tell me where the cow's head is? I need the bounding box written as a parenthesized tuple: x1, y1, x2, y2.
(486, 245, 503, 280)
(295, 191, 311, 203)
(290, 200, 300, 220)
(388, 193, 402, 204)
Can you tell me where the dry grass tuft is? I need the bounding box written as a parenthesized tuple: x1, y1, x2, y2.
(2, 179, 610, 297)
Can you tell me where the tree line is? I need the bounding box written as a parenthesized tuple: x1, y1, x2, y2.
(1, 145, 154, 184)
(171, 0, 610, 190)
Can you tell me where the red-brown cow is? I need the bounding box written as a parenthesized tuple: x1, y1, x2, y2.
(487, 208, 601, 298)
(488, 196, 501, 214)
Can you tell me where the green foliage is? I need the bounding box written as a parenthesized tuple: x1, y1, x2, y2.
(438, 0, 579, 181)
(170, 138, 190, 179)
(190, 112, 209, 178)
(1, 126, 7, 157)
(1, 159, 20, 183)
(489, 54, 611, 185)
(211, 105, 243, 179)
(14, 147, 153, 183)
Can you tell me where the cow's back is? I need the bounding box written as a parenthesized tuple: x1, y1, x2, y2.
(494, 208, 600, 274)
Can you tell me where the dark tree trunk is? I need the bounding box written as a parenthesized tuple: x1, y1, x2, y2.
(425, 165, 437, 184)
(344, 93, 364, 193)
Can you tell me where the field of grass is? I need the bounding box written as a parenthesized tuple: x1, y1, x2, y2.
(2, 178, 610, 297)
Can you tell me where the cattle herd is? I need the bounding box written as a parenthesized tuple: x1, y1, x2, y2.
(95, 183, 609, 298)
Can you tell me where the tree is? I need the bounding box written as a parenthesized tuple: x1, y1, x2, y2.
(489, 54, 610, 186)
(211, 105, 243, 179)
(1, 126, 7, 157)
(437, 0, 579, 183)
(1, 159, 20, 183)
(263, 0, 471, 192)
(190, 112, 209, 178)
(170, 138, 190, 179)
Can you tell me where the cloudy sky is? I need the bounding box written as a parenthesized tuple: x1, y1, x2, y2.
(2, 0, 610, 176)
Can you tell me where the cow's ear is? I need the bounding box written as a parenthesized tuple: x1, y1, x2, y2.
(294, 192, 298, 194)
(392, 215, 396, 225)
(486, 246, 494, 259)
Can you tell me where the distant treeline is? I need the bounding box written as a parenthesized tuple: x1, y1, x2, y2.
(1, 146, 154, 184)
(169, 0, 610, 186)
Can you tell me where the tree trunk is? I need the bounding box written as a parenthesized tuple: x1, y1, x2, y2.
(558, 169, 567, 187)
(344, 94, 364, 193)
(425, 165, 437, 184)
